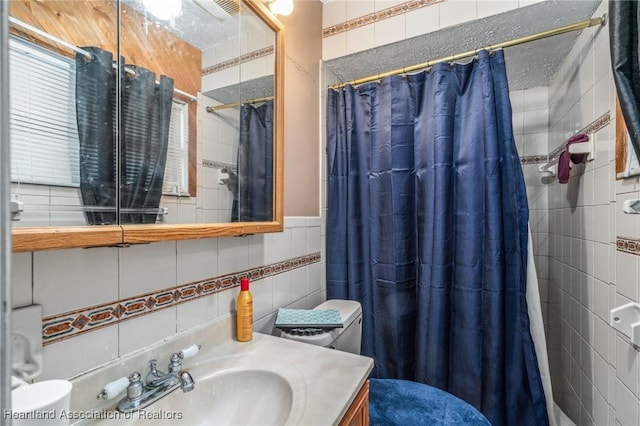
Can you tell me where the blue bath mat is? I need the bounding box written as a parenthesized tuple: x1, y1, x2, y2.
(369, 378, 491, 426)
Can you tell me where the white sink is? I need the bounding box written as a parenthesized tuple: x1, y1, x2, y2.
(186, 369, 294, 425)
(91, 354, 306, 426)
(71, 321, 373, 426)
(179, 354, 306, 426)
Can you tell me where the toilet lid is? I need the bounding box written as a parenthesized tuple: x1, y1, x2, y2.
(279, 328, 335, 347)
(280, 327, 330, 336)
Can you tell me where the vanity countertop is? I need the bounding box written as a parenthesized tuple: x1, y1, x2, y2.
(68, 315, 374, 425)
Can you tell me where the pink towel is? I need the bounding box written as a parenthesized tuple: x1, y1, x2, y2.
(557, 133, 589, 184)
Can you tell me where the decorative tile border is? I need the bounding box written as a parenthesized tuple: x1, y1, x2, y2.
(582, 111, 611, 135)
(521, 111, 611, 166)
(322, 0, 444, 38)
(546, 111, 611, 162)
(202, 46, 274, 76)
(617, 237, 640, 256)
(42, 252, 322, 346)
(520, 155, 548, 165)
(203, 159, 236, 172)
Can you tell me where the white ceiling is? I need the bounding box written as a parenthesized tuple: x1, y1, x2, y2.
(325, 0, 604, 90)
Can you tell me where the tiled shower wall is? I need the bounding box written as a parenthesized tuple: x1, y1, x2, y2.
(520, 1, 640, 425)
(11, 217, 325, 381)
(512, 86, 551, 328)
(190, 31, 276, 225)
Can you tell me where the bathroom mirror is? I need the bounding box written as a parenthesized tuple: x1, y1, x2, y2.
(9, 0, 284, 251)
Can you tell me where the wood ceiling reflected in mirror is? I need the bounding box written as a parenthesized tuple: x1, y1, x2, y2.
(9, 0, 284, 252)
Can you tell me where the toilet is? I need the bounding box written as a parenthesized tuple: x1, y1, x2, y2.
(278, 299, 363, 354)
(279, 299, 491, 426)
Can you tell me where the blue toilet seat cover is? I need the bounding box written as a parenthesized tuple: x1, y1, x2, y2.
(369, 378, 491, 426)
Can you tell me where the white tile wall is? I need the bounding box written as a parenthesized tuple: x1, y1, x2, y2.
(34, 247, 119, 316)
(535, 1, 640, 424)
(118, 242, 177, 299)
(323, 0, 346, 28)
(346, 25, 375, 55)
(616, 378, 640, 426)
(11, 183, 85, 228)
(272, 227, 293, 263)
(346, 1, 374, 21)
(322, 0, 545, 60)
(477, 0, 518, 19)
(119, 307, 178, 355)
(374, 15, 405, 48)
(39, 325, 119, 381)
(176, 239, 219, 284)
(251, 276, 274, 320)
(217, 236, 250, 275)
(11, 217, 325, 381)
(195, 95, 239, 223)
(201, 33, 273, 94)
(176, 293, 219, 332)
(273, 271, 293, 309)
(439, 0, 476, 28)
(513, 85, 550, 328)
(291, 267, 309, 303)
(11, 252, 32, 308)
(405, 5, 439, 39)
(248, 233, 270, 268)
(323, 33, 347, 61)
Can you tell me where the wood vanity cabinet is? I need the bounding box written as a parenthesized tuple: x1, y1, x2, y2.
(340, 380, 370, 426)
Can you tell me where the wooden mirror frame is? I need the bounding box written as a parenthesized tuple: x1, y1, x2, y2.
(12, 0, 284, 252)
(615, 97, 640, 180)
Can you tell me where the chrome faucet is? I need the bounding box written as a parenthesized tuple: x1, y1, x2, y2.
(97, 344, 200, 413)
(145, 358, 175, 388)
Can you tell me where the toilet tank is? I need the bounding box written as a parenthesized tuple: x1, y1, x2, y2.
(279, 300, 363, 355)
(317, 300, 362, 354)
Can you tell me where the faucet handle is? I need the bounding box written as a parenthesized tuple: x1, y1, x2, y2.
(97, 376, 129, 400)
(168, 353, 183, 373)
(167, 344, 201, 374)
(179, 344, 201, 359)
(125, 372, 144, 400)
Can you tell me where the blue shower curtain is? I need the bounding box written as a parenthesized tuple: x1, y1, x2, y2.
(326, 50, 548, 426)
(232, 101, 273, 222)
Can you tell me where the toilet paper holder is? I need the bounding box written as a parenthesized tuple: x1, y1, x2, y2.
(623, 199, 640, 214)
(12, 304, 43, 381)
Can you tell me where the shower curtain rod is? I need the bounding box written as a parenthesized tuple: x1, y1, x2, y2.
(206, 95, 274, 113)
(8, 16, 198, 101)
(331, 14, 608, 90)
